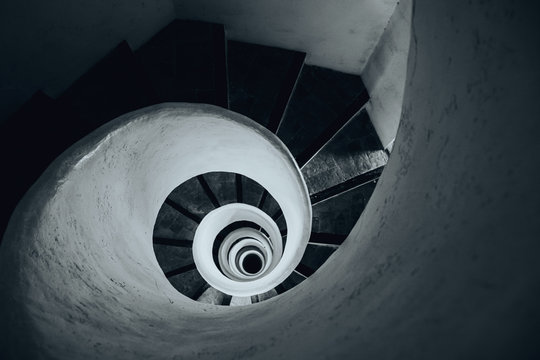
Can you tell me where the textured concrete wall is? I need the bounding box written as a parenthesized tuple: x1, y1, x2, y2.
(0, 0, 175, 123)
(173, 0, 399, 75)
(1, 1, 539, 359)
(362, 0, 413, 150)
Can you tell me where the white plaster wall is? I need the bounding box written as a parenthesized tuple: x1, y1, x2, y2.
(0, 0, 175, 123)
(173, 0, 398, 75)
(362, 0, 413, 150)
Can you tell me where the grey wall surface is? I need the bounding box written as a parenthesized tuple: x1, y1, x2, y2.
(362, 0, 412, 150)
(0, 0, 175, 123)
(173, 0, 399, 75)
(1, 0, 539, 359)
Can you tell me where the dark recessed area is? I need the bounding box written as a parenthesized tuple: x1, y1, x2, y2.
(243, 254, 263, 274)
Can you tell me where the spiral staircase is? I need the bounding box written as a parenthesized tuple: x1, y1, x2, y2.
(1, 19, 387, 307)
(2, 1, 539, 358)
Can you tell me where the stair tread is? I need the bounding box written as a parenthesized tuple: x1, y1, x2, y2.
(228, 40, 305, 130)
(153, 203, 198, 242)
(239, 176, 266, 208)
(202, 172, 237, 207)
(303, 109, 387, 194)
(168, 176, 217, 218)
(300, 244, 337, 273)
(276, 65, 367, 160)
(309, 232, 347, 246)
(153, 244, 194, 274)
(58, 41, 157, 133)
(311, 179, 378, 236)
(168, 268, 208, 299)
(279, 271, 306, 292)
(197, 286, 226, 305)
(135, 20, 227, 107)
(260, 192, 281, 221)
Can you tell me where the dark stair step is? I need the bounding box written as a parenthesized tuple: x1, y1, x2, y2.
(153, 244, 194, 275)
(240, 175, 287, 233)
(310, 166, 384, 206)
(298, 243, 338, 276)
(201, 172, 237, 207)
(240, 176, 266, 208)
(222, 294, 233, 306)
(164, 263, 196, 278)
(153, 237, 193, 248)
(259, 191, 281, 222)
(251, 289, 278, 304)
(294, 262, 316, 278)
(275, 271, 306, 294)
(166, 175, 217, 220)
(302, 109, 388, 195)
(276, 65, 368, 166)
(311, 178, 379, 236)
(308, 233, 347, 247)
(227, 40, 305, 131)
(168, 268, 209, 300)
(153, 202, 199, 246)
(135, 20, 227, 107)
(153, 176, 215, 287)
(58, 41, 157, 135)
(154, 177, 212, 244)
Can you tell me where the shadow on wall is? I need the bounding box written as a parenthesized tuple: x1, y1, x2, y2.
(0, 0, 175, 124)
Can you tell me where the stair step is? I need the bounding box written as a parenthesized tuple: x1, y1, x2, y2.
(153, 175, 221, 281)
(201, 172, 237, 206)
(164, 198, 203, 224)
(251, 289, 278, 303)
(276, 65, 368, 163)
(197, 174, 221, 208)
(308, 233, 347, 247)
(299, 244, 337, 274)
(197, 286, 227, 305)
(58, 41, 157, 134)
(310, 166, 384, 206)
(230, 296, 252, 306)
(295, 263, 316, 278)
(167, 268, 208, 300)
(259, 191, 281, 221)
(153, 203, 199, 244)
(153, 237, 193, 248)
(167, 176, 217, 219)
(135, 20, 227, 107)
(302, 109, 387, 194)
(311, 179, 379, 236)
(164, 263, 196, 278)
(276, 271, 306, 294)
(235, 174, 243, 203)
(227, 40, 305, 131)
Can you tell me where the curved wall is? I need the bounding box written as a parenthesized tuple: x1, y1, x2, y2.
(1, 1, 539, 359)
